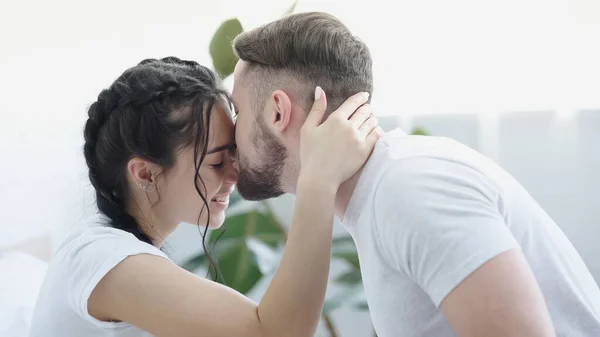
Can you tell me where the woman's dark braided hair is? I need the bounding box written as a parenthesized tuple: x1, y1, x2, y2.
(83, 57, 229, 270)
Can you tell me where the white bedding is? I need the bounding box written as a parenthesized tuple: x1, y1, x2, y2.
(0, 252, 48, 337)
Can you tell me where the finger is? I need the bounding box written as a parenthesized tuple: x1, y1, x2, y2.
(358, 115, 379, 139)
(364, 125, 381, 150)
(349, 104, 372, 129)
(331, 91, 370, 120)
(305, 86, 328, 127)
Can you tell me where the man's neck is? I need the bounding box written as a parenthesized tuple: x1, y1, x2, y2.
(334, 165, 365, 221)
(336, 129, 386, 219)
(287, 165, 363, 220)
(287, 156, 369, 220)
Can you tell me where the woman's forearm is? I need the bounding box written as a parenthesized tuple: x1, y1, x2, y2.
(257, 173, 338, 337)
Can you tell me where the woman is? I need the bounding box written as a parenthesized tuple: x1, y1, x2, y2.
(29, 57, 379, 337)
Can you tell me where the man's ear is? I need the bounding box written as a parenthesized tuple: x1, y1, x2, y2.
(267, 89, 293, 133)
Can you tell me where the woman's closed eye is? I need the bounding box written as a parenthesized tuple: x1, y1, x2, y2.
(210, 162, 225, 169)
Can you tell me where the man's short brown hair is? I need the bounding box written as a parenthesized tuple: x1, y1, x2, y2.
(233, 11, 373, 116)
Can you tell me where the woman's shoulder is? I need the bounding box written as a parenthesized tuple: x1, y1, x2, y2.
(51, 213, 168, 274)
(63, 212, 135, 239)
(33, 213, 166, 335)
(57, 213, 159, 252)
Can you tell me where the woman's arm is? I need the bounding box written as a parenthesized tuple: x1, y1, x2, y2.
(257, 89, 377, 337)
(88, 89, 379, 337)
(90, 179, 337, 337)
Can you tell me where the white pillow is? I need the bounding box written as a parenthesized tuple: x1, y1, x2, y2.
(0, 252, 48, 337)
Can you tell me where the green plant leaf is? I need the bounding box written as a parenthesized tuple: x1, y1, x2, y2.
(334, 269, 362, 285)
(322, 285, 365, 314)
(209, 211, 286, 248)
(332, 235, 354, 246)
(410, 126, 429, 136)
(356, 300, 369, 310)
(203, 210, 287, 294)
(210, 239, 262, 294)
(180, 253, 207, 272)
(180, 238, 242, 273)
(209, 18, 243, 79)
(229, 189, 243, 208)
(246, 237, 282, 275)
(332, 251, 360, 269)
(332, 235, 361, 270)
(283, 0, 298, 15)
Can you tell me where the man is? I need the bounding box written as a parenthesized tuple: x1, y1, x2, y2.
(230, 11, 600, 337)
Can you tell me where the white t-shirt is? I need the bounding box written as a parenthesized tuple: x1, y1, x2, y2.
(29, 214, 168, 337)
(343, 129, 600, 337)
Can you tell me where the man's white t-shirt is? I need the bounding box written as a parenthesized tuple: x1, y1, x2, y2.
(343, 129, 600, 337)
(29, 214, 167, 337)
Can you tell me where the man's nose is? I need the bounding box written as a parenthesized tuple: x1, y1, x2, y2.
(229, 149, 239, 172)
(225, 161, 238, 183)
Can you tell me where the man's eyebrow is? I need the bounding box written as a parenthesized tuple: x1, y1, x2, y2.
(207, 144, 236, 154)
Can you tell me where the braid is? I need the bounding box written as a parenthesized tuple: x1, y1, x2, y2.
(83, 89, 119, 196)
(83, 89, 154, 244)
(119, 57, 212, 109)
(130, 79, 180, 108)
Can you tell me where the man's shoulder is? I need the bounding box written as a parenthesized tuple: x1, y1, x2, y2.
(365, 133, 503, 210)
(377, 128, 478, 162)
(367, 131, 481, 182)
(346, 130, 499, 223)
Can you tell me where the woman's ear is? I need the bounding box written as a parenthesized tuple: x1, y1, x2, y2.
(127, 158, 158, 191)
(268, 89, 293, 133)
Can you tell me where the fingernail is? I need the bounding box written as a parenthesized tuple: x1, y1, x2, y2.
(315, 86, 322, 101)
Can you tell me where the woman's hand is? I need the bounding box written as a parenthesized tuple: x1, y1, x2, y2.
(300, 86, 381, 188)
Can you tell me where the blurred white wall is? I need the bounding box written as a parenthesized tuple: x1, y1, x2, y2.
(1, 0, 599, 336)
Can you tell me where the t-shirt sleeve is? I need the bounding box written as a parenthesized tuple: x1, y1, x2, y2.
(65, 227, 169, 326)
(372, 156, 520, 307)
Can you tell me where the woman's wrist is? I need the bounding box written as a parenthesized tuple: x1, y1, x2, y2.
(297, 171, 339, 197)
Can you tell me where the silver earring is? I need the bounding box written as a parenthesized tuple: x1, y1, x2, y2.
(138, 182, 153, 192)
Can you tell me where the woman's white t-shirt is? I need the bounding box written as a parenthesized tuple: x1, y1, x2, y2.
(29, 214, 168, 337)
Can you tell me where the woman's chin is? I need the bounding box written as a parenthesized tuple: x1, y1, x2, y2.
(207, 213, 226, 229)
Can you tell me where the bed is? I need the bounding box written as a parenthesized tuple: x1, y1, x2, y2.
(0, 235, 50, 337)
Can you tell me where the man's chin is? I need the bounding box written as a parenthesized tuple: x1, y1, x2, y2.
(236, 180, 284, 201)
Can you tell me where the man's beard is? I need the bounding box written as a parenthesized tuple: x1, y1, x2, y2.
(236, 120, 288, 201)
